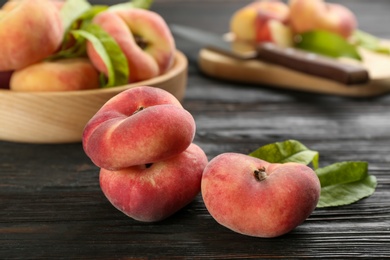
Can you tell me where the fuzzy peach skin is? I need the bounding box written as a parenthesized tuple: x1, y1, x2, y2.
(230, 0, 292, 47)
(201, 153, 321, 238)
(2, 0, 64, 12)
(10, 58, 100, 92)
(83, 86, 195, 171)
(100, 143, 208, 222)
(289, 0, 357, 39)
(0, 0, 64, 71)
(87, 8, 176, 83)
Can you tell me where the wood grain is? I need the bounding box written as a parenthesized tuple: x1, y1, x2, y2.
(1, 0, 390, 259)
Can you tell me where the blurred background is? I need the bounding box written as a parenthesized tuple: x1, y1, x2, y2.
(0, 0, 389, 38)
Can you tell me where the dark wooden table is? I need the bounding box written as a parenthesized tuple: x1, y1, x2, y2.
(1, 0, 390, 259)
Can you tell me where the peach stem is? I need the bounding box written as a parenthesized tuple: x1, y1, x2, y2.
(254, 167, 267, 182)
(134, 35, 148, 50)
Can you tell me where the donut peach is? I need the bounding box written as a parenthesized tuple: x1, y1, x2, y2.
(82, 86, 195, 171)
(87, 8, 176, 83)
(99, 143, 208, 222)
(10, 58, 100, 92)
(0, 0, 64, 71)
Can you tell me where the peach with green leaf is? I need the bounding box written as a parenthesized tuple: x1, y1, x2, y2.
(289, 0, 357, 39)
(87, 8, 176, 83)
(201, 153, 321, 238)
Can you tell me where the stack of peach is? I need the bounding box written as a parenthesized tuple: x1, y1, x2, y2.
(82, 86, 209, 222)
(0, 0, 176, 91)
(230, 0, 357, 47)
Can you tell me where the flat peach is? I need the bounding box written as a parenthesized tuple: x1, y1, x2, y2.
(100, 143, 208, 222)
(87, 8, 175, 83)
(83, 86, 195, 170)
(10, 58, 100, 91)
(0, 0, 64, 71)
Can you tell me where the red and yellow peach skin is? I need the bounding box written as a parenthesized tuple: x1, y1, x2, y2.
(82, 86, 195, 171)
(201, 153, 321, 238)
(100, 143, 208, 222)
(0, 0, 64, 71)
(230, 0, 292, 47)
(10, 58, 100, 92)
(1, 0, 64, 12)
(289, 0, 357, 38)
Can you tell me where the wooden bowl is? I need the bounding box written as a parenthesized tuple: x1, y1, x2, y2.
(0, 51, 188, 144)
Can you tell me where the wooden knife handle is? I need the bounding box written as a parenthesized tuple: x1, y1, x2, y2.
(256, 43, 370, 85)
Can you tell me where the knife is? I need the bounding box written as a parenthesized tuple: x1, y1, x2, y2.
(170, 24, 370, 85)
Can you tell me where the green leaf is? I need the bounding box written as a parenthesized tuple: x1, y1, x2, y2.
(315, 161, 377, 208)
(51, 5, 109, 60)
(249, 139, 319, 169)
(317, 175, 377, 208)
(353, 30, 390, 55)
(60, 0, 92, 33)
(295, 30, 362, 60)
(108, 0, 154, 11)
(49, 37, 88, 60)
(77, 5, 109, 28)
(72, 24, 129, 88)
(316, 161, 368, 187)
(249, 140, 377, 208)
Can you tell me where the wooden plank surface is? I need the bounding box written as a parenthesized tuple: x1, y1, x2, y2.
(1, 0, 390, 259)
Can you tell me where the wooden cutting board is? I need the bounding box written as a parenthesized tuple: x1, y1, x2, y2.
(198, 44, 390, 97)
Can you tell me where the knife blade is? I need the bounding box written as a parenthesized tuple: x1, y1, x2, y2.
(170, 24, 370, 85)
